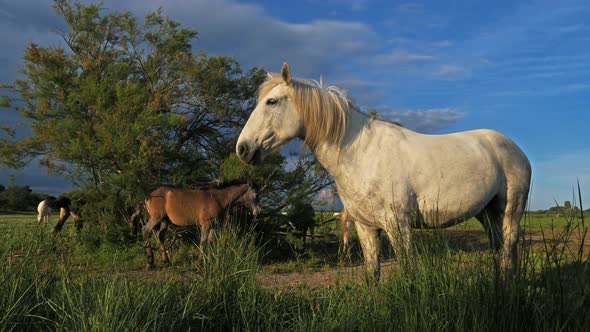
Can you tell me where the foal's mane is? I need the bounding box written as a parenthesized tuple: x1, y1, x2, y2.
(205, 180, 250, 190)
(148, 180, 250, 194)
(258, 76, 350, 148)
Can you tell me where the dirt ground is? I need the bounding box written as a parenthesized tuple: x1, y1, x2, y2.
(255, 259, 400, 289)
(255, 226, 590, 289)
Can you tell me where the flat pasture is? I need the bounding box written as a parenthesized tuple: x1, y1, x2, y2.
(1, 211, 589, 330)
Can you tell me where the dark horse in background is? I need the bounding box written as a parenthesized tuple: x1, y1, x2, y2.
(142, 181, 262, 268)
(37, 196, 81, 233)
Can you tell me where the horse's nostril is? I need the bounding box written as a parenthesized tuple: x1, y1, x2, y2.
(238, 144, 246, 156)
(238, 144, 249, 157)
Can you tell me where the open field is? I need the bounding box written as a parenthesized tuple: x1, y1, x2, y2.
(1, 211, 589, 330)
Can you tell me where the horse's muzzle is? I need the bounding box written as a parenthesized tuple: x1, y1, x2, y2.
(236, 141, 263, 164)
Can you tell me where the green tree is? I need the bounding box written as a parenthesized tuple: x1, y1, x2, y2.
(0, 1, 265, 228)
(0, 1, 334, 243)
(564, 201, 572, 209)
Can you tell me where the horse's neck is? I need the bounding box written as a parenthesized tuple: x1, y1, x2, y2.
(310, 109, 408, 186)
(309, 108, 368, 178)
(214, 184, 248, 207)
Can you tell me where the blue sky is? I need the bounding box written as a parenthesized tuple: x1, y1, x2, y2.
(1, 0, 589, 210)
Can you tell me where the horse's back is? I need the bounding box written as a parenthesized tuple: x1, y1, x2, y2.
(165, 189, 209, 227)
(413, 128, 530, 182)
(356, 125, 530, 226)
(474, 129, 531, 186)
(145, 187, 170, 221)
(37, 200, 50, 215)
(454, 128, 531, 189)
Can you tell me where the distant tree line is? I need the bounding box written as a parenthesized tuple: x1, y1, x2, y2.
(0, 183, 48, 212)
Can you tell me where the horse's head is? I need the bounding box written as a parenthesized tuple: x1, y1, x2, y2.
(236, 62, 303, 164)
(239, 184, 262, 216)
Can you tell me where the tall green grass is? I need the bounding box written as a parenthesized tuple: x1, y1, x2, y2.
(1, 215, 589, 331)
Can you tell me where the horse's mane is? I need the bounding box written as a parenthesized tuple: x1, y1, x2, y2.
(373, 116, 404, 128)
(206, 179, 250, 190)
(258, 76, 349, 148)
(148, 180, 250, 194)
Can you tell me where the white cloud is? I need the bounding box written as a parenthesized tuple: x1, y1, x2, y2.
(306, 0, 368, 11)
(128, 0, 378, 76)
(380, 108, 464, 133)
(396, 3, 424, 13)
(431, 40, 452, 48)
(371, 50, 436, 65)
(432, 65, 472, 81)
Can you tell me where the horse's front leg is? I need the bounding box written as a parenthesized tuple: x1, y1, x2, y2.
(197, 220, 211, 268)
(384, 215, 411, 260)
(200, 221, 211, 248)
(53, 208, 71, 233)
(355, 221, 381, 282)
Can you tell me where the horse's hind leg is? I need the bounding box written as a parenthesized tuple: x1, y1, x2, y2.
(501, 190, 528, 271)
(475, 198, 504, 251)
(155, 221, 170, 268)
(143, 216, 164, 268)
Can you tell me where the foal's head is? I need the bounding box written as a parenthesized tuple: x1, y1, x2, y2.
(239, 184, 262, 217)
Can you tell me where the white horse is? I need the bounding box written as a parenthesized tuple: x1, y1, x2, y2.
(37, 197, 81, 232)
(37, 199, 53, 224)
(236, 62, 531, 280)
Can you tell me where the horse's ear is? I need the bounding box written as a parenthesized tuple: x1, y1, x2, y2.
(267, 72, 274, 80)
(281, 62, 291, 84)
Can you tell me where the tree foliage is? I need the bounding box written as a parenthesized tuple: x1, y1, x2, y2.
(0, 184, 46, 211)
(1, 1, 264, 201)
(0, 1, 333, 238)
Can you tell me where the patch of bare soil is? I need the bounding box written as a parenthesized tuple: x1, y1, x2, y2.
(255, 259, 399, 290)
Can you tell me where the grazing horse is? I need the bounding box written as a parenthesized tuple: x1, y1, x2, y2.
(236, 62, 531, 280)
(142, 182, 262, 268)
(37, 199, 54, 224)
(37, 197, 81, 233)
(288, 202, 316, 250)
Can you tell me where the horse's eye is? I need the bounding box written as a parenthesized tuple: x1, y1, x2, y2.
(266, 98, 278, 106)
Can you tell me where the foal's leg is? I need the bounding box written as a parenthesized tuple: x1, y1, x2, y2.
(355, 221, 381, 282)
(207, 227, 216, 244)
(53, 208, 71, 233)
(143, 216, 164, 268)
(196, 220, 211, 267)
(302, 226, 307, 250)
(155, 221, 170, 268)
(200, 220, 211, 248)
